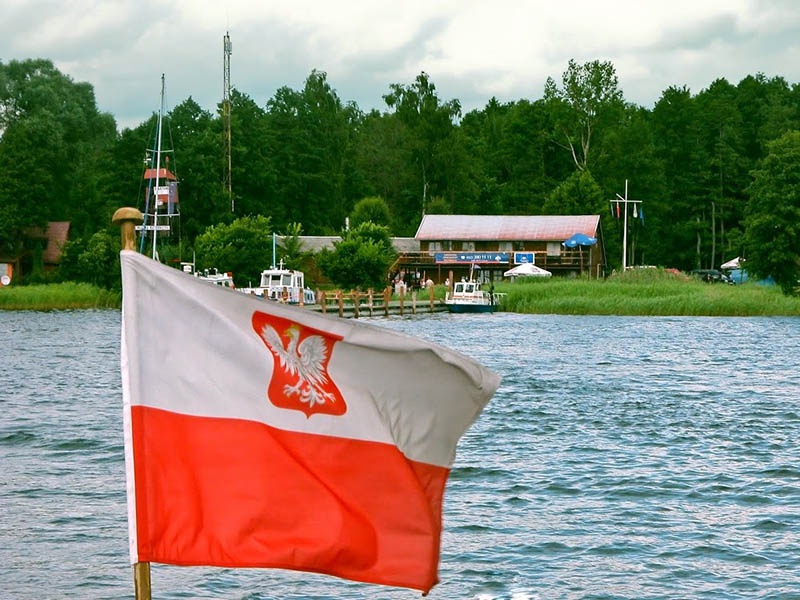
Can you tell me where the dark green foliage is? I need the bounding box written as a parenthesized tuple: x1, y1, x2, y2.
(278, 222, 310, 270)
(350, 196, 391, 228)
(544, 59, 625, 172)
(264, 71, 351, 234)
(3, 58, 800, 295)
(193, 215, 273, 286)
(57, 231, 121, 289)
(317, 222, 395, 290)
(0, 59, 118, 254)
(745, 131, 800, 294)
(382, 72, 468, 232)
(543, 171, 604, 215)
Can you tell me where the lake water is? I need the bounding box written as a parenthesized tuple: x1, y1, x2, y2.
(1, 310, 799, 599)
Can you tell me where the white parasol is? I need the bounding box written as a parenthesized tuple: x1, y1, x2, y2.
(504, 263, 552, 278)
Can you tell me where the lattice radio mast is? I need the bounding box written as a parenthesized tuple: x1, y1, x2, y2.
(223, 31, 233, 212)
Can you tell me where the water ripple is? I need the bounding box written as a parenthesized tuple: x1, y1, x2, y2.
(1, 311, 799, 599)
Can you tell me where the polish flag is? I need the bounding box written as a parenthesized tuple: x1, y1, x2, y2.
(120, 251, 500, 593)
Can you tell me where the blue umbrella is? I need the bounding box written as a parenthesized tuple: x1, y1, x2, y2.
(562, 232, 597, 248)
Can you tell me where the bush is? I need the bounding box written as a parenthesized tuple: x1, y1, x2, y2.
(317, 222, 395, 290)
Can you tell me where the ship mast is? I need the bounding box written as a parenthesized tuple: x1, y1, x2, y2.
(151, 74, 166, 258)
(138, 74, 179, 259)
(223, 31, 233, 212)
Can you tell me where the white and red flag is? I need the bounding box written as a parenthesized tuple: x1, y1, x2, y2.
(119, 250, 500, 593)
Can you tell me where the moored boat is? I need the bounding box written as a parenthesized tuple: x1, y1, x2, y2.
(238, 260, 316, 305)
(180, 263, 235, 289)
(445, 279, 503, 313)
(196, 268, 235, 289)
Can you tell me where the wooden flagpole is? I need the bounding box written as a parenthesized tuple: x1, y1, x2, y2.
(113, 208, 152, 600)
(133, 562, 152, 600)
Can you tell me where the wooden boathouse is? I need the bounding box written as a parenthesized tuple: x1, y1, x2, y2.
(390, 214, 607, 284)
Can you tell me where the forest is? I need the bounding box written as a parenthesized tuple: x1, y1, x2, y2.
(1, 57, 799, 292)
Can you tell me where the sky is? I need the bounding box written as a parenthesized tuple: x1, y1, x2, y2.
(3, 0, 799, 130)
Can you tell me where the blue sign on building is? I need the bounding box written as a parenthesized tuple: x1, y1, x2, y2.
(514, 252, 535, 264)
(434, 252, 509, 263)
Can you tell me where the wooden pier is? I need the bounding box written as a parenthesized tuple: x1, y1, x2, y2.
(305, 287, 448, 318)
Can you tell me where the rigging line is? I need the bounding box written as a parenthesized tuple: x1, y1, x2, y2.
(138, 100, 162, 254)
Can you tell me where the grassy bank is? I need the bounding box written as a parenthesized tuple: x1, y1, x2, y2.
(498, 270, 800, 316)
(0, 282, 121, 310)
(2, 271, 799, 316)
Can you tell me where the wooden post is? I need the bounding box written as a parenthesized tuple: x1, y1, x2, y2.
(112, 207, 144, 251)
(399, 287, 405, 316)
(383, 286, 390, 317)
(367, 289, 374, 317)
(133, 562, 151, 600)
(320, 290, 327, 313)
(112, 208, 151, 600)
(352, 290, 360, 318)
(336, 290, 343, 318)
(411, 290, 417, 314)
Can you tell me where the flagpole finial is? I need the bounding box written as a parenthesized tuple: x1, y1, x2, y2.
(113, 207, 144, 251)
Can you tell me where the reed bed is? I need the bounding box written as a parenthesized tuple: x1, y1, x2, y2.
(0, 283, 121, 310)
(498, 272, 800, 317)
(2, 273, 799, 316)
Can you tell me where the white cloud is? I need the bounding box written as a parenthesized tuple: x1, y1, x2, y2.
(2, 0, 798, 128)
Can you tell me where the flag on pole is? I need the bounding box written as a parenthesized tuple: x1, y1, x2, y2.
(119, 251, 500, 594)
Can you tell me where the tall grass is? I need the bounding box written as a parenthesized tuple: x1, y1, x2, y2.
(498, 269, 800, 316)
(2, 271, 799, 316)
(0, 283, 121, 310)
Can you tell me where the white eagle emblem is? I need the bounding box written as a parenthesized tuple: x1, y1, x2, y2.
(259, 323, 338, 409)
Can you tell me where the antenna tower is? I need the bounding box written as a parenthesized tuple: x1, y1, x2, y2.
(223, 31, 233, 212)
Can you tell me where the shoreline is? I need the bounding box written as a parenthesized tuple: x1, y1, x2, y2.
(2, 279, 799, 317)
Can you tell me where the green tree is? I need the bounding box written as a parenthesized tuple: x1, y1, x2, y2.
(77, 231, 121, 289)
(744, 130, 800, 294)
(265, 70, 352, 233)
(695, 78, 749, 269)
(350, 110, 416, 229)
(461, 98, 567, 215)
(592, 104, 665, 268)
(56, 231, 121, 289)
(383, 72, 464, 230)
(277, 222, 310, 270)
(317, 222, 395, 290)
(350, 196, 391, 228)
(227, 89, 273, 220)
(542, 171, 604, 215)
(0, 59, 117, 252)
(168, 96, 228, 239)
(426, 196, 450, 214)
(650, 85, 710, 270)
(0, 115, 62, 255)
(194, 215, 273, 286)
(544, 59, 625, 172)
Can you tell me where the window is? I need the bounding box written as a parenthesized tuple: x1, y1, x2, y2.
(547, 242, 562, 256)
